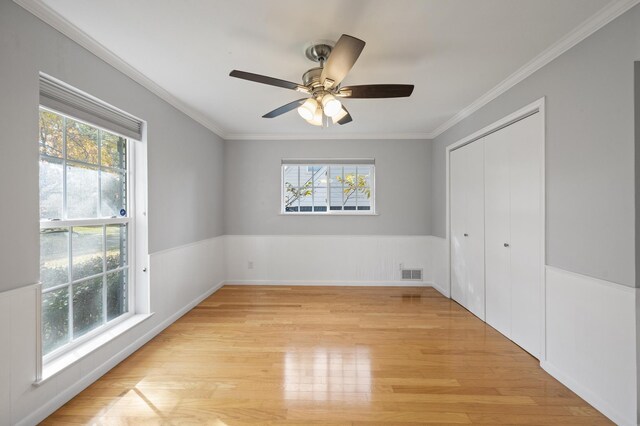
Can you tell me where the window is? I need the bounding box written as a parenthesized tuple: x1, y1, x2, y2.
(39, 107, 132, 358)
(282, 160, 375, 214)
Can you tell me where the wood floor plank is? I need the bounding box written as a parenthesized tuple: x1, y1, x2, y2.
(41, 286, 612, 425)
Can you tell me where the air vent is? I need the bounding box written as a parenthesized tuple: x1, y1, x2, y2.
(401, 269, 423, 281)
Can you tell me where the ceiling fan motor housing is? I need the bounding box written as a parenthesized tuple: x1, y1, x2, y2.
(302, 67, 323, 88)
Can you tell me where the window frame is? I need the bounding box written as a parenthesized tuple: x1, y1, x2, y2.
(38, 106, 137, 364)
(280, 162, 376, 215)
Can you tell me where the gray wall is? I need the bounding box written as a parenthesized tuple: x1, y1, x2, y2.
(431, 5, 640, 287)
(224, 138, 432, 235)
(0, 0, 225, 292)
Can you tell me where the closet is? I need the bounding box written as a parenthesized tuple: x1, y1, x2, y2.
(449, 111, 543, 358)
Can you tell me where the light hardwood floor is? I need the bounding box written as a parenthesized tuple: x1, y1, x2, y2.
(42, 286, 611, 425)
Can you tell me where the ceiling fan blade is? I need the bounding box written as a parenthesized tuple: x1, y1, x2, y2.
(230, 70, 309, 93)
(334, 106, 353, 125)
(338, 84, 414, 98)
(262, 99, 307, 118)
(320, 35, 365, 88)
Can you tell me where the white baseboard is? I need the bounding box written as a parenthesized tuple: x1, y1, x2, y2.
(224, 280, 435, 287)
(540, 360, 632, 426)
(17, 280, 225, 426)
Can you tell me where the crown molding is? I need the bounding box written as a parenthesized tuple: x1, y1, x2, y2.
(430, 0, 640, 139)
(225, 132, 435, 141)
(15, 0, 639, 142)
(13, 0, 229, 138)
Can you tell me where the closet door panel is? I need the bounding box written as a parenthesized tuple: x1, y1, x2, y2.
(449, 147, 468, 308)
(464, 140, 485, 320)
(484, 131, 511, 338)
(508, 113, 543, 357)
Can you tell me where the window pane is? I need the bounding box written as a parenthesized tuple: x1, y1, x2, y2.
(329, 186, 344, 210)
(299, 166, 313, 189)
(357, 187, 372, 210)
(343, 188, 357, 210)
(357, 166, 372, 187)
(342, 166, 357, 187)
(299, 187, 312, 212)
(313, 186, 327, 212)
(328, 166, 343, 186)
(72, 226, 104, 280)
(39, 110, 64, 158)
(67, 163, 99, 219)
(312, 166, 327, 187)
(341, 167, 358, 210)
(101, 168, 126, 218)
(42, 287, 69, 355)
(72, 277, 104, 338)
(106, 224, 127, 270)
(39, 157, 63, 220)
(283, 165, 298, 187)
(40, 228, 69, 289)
(107, 269, 128, 321)
(101, 131, 126, 169)
(66, 118, 99, 164)
(283, 166, 299, 210)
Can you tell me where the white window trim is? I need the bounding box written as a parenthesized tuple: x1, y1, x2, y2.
(36, 106, 147, 380)
(280, 163, 377, 215)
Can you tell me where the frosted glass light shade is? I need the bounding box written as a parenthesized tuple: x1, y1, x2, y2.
(321, 94, 342, 117)
(307, 108, 323, 126)
(297, 98, 318, 120)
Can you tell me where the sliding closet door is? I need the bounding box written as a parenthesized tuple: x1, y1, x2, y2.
(484, 128, 512, 339)
(464, 141, 485, 319)
(508, 113, 543, 357)
(450, 147, 468, 308)
(484, 112, 543, 357)
(450, 140, 485, 319)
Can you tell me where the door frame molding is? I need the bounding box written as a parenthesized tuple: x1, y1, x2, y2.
(445, 97, 546, 360)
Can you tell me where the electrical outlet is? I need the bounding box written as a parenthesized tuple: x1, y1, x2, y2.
(248, 261, 254, 270)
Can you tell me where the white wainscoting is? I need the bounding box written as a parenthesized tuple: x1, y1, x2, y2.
(225, 235, 446, 292)
(541, 266, 637, 426)
(429, 236, 449, 297)
(0, 236, 225, 426)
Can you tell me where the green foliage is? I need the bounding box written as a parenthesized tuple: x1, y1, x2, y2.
(72, 278, 103, 337)
(42, 287, 69, 354)
(41, 254, 127, 355)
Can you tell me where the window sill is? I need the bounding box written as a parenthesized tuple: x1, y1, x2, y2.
(279, 212, 379, 216)
(34, 313, 154, 386)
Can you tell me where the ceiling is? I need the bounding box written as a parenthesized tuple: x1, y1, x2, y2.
(28, 0, 616, 139)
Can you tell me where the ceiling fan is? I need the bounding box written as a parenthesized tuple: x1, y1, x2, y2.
(229, 34, 414, 127)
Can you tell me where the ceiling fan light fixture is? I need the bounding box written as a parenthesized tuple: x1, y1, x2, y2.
(321, 94, 342, 117)
(297, 98, 318, 120)
(230, 34, 414, 127)
(307, 106, 323, 127)
(307, 107, 324, 126)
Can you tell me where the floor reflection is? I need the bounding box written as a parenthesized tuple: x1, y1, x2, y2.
(284, 347, 371, 403)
